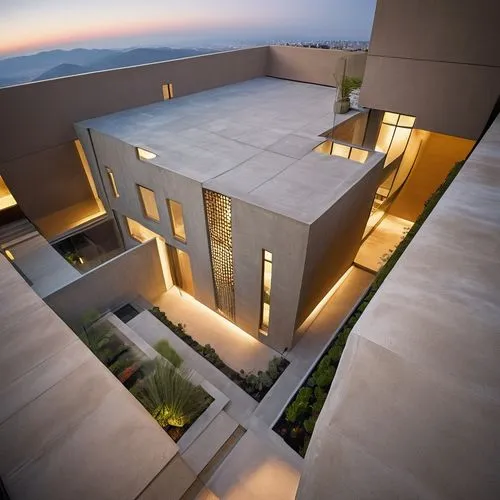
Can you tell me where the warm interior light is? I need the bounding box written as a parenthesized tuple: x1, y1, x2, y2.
(167, 199, 186, 242)
(382, 112, 399, 125)
(75, 140, 105, 213)
(5, 249, 14, 261)
(137, 185, 160, 221)
(331, 143, 350, 159)
(398, 115, 416, 128)
(260, 250, 273, 335)
(162, 82, 174, 100)
(314, 141, 369, 164)
(136, 147, 157, 161)
(297, 266, 354, 334)
(0, 176, 17, 211)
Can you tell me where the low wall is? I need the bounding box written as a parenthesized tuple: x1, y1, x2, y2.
(267, 46, 367, 86)
(45, 239, 165, 328)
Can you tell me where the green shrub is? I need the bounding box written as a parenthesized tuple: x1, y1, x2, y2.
(154, 340, 183, 368)
(328, 345, 343, 365)
(313, 365, 336, 388)
(304, 415, 317, 434)
(285, 387, 313, 424)
(135, 359, 210, 427)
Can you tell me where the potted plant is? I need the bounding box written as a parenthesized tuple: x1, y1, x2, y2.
(334, 76, 362, 114)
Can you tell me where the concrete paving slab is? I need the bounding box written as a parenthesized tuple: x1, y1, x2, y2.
(207, 430, 300, 500)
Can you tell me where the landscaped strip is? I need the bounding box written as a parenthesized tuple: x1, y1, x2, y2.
(150, 306, 289, 401)
(274, 160, 466, 457)
(78, 314, 211, 442)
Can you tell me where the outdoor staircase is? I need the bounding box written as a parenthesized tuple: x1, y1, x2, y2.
(0, 218, 38, 250)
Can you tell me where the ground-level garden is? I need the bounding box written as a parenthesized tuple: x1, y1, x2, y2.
(150, 307, 289, 402)
(78, 314, 212, 442)
(274, 160, 466, 457)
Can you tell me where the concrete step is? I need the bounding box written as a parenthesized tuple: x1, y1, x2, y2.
(181, 411, 240, 476)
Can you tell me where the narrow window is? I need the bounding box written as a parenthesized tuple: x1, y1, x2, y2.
(136, 147, 157, 161)
(137, 184, 160, 221)
(260, 250, 273, 334)
(162, 82, 174, 100)
(167, 244, 194, 296)
(167, 199, 186, 242)
(105, 167, 120, 198)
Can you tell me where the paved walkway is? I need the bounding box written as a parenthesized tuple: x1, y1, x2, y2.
(153, 287, 278, 373)
(129, 267, 374, 499)
(355, 215, 413, 272)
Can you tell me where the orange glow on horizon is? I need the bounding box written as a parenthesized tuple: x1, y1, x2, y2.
(0, 16, 238, 56)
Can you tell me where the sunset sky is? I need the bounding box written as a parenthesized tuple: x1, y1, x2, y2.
(0, 0, 376, 57)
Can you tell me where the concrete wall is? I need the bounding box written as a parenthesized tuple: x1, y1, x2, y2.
(296, 158, 383, 328)
(359, 0, 500, 139)
(267, 46, 367, 86)
(232, 199, 309, 351)
(88, 130, 216, 310)
(45, 239, 166, 328)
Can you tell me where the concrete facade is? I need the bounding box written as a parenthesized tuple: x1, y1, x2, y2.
(77, 77, 383, 350)
(0, 46, 365, 242)
(359, 0, 500, 139)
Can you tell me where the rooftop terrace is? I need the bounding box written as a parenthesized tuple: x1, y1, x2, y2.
(82, 77, 382, 223)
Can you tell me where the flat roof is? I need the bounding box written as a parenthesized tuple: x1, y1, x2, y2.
(81, 77, 382, 223)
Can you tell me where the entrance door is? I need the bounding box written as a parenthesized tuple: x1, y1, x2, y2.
(166, 244, 194, 296)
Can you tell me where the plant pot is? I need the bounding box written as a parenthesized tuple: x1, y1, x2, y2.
(334, 98, 350, 114)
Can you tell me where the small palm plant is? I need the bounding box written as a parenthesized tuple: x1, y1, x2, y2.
(136, 359, 209, 427)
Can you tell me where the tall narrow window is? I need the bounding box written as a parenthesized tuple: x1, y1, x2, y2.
(167, 244, 194, 296)
(137, 185, 160, 221)
(375, 112, 415, 167)
(203, 189, 235, 321)
(105, 167, 120, 198)
(167, 199, 186, 242)
(162, 82, 174, 100)
(260, 250, 273, 334)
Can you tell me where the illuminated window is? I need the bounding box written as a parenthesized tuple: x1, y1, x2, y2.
(260, 250, 273, 335)
(105, 167, 120, 198)
(375, 112, 415, 167)
(162, 82, 174, 100)
(137, 185, 160, 221)
(126, 217, 158, 243)
(167, 199, 186, 242)
(203, 189, 235, 321)
(75, 139, 105, 213)
(167, 244, 194, 296)
(314, 141, 369, 164)
(136, 147, 157, 161)
(0, 176, 16, 211)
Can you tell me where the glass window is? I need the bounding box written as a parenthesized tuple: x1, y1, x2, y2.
(126, 217, 158, 243)
(137, 185, 160, 221)
(349, 147, 369, 164)
(397, 115, 416, 128)
(331, 143, 350, 159)
(385, 127, 412, 166)
(136, 147, 157, 161)
(0, 176, 16, 211)
(162, 82, 174, 100)
(260, 250, 273, 334)
(382, 112, 399, 125)
(375, 123, 395, 154)
(167, 199, 186, 242)
(105, 167, 120, 198)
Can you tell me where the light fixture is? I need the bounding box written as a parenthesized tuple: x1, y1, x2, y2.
(136, 147, 157, 161)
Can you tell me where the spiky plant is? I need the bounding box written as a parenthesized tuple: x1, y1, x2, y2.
(154, 340, 183, 368)
(137, 359, 209, 427)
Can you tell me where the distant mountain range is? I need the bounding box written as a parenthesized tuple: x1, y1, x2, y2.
(0, 47, 219, 88)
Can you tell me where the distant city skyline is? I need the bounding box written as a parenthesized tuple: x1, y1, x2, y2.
(0, 0, 376, 57)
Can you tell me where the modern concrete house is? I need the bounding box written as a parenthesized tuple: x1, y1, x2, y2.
(75, 78, 383, 351)
(0, 0, 499, 497)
